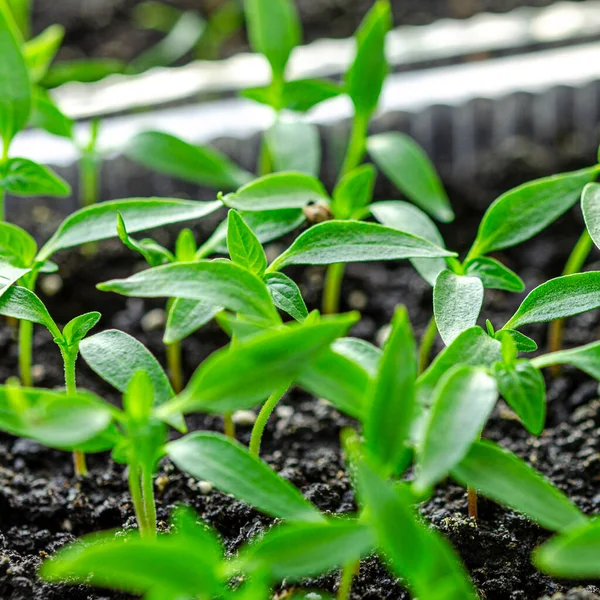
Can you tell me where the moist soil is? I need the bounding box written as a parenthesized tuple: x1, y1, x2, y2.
(2, 136, 600, 599)
(32, 0, 589, 65)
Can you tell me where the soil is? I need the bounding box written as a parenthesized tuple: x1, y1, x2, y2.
(32, 0, 590, 66)
(2, 129, 600, 599)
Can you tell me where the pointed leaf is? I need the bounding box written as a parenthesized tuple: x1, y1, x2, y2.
(23, 24, 63, 82)
(265, 120, 320, 177)
(116, 213, 173, 267)
(582, 182, 600, 250)
(500, 329, 538, 353)
(332, 164, 375, 219)
(62, 312, 101, 347)
(30, 88, 73, 139)
(465, 257, 524, 292)
(1, 157, 70, 197)
(164, 298, 222, 344)
(264, 272, 308, 322)
(0, 285, 60, 337)
(0, 221, 37, 267)
(0, 261, 31, 296)
(227, 210, 267, 276)
(532, 340, 600, 379)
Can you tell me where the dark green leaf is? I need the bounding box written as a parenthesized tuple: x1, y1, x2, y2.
(1, 157, 70, 197)
(332, 164, 375, 219)
(452, 440, 586, 531)
(164, 298, 222, 344)
(227, 210, 267, 276)
(465, 257, 524, 292)
(116, 213, 173, 267)
(23, 24, 64, 82)
(0, 285, 60, 337)
(265, 120, 320, 177)
(62, 312, 101, 347)
(500, 329, 538, 353)
(532, 340, 600, 379)
(167, 432, 322, 522)
(264, 272, 308, 322)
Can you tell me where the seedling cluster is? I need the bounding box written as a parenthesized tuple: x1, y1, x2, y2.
(1, 0, 600, 598)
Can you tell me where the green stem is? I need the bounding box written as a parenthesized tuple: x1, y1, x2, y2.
(128, 463, 149, 536)
(141, 463, 157, 538)
(224, 412, 235, 439)
(337, 560, 359, 600)
(249, 383, 289, 457)
(62, 346, 87, 477)
(18, 320, 33, 387)
(258, 137, 273, 176)
(418, 315, 438, 375)
(323, 263, 346, 315)
(165, 299, 184, 393)
(80, 119, 101, 208)
(340, 113, 368, 179)
(548, 230, 594, 367)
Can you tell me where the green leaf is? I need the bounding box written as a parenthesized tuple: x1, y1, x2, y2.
(332, 164, 375, 219)
(243, 0, 301, 79)
(468, 166, 600, 258)
(264, 272, 308, 322)
(452, 440, 586, 531)
(124, 131, 252, 190)
(265, 120, 320, 177)
(174, 228, 196, 262)
(503, 272, 600, 330)
(582, 182, 600, 249)
(98, 260, 278, 324)
(464, 257, 524, 292)
(0, 221, 37, 267)
(116, 213, 174, 267)
(534, 520, 600, 579)
(42, 58, 126, 88)
(1, 157, 70, 197)
(30, 88, 74, 139)
(333, 337, 382, 377)
(227, 210, 268, 276)
(224, 172, 329, 212)
(368, 133, 453, 222)
(364, 306, 416, 474)
(37, 198, 222, 262)
(0, 385, 113, 449)
(0, 285, 60, 338)
(414, 366, 497, 493)
(416, 326, 502, 406)
(0, 261, 31, 296)
(0, 1, 31, 147)
(167, 431, 322, 522)
(500, 329, 538, 353)
(493, 360, 545, 435)
(164, 313, 358, 414)
(532, 340, 600, 379)
(240, 519, 374, 580)
(356, 460, 478, 600)
(23, 24, 64, 83)
(345, 1, 391, 118)
(370, 200, 446, 286)
(270, 220, 455, 271)
(164, 298, 222, 344)
(433, 271, 484, 345)
(6, 0, 30, 39)
(62, 312, 101, 347)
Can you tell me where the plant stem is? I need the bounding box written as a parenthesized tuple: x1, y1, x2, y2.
(128, 463, 148, 536)
(467, 486, 478, 521)
(249, 383, 289, 457)
(141, 463, 157, 539)
(548, 230, 594, 374)
(323, 262, 346, 315)
(418, 316, 438, 375)
(18, 320, 33, 387)
(257, 137, 273, 176)
(165, 299, 184, 393)
(337, 560, 359, 600)
(340, 113, 368, 179)
(224, 412, 235, 439)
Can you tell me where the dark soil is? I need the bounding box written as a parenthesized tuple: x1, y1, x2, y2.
(32, 0, 590, 65)
(2, 132, 600, 600)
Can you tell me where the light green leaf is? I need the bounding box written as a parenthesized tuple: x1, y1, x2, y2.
(414, 366, 497, 493)
(167, 432, 322, 522)
(6, 0, 30, 38)
(0, 221, 37, 267)
(368, 133, 453, 222)
(125, 131, 252, 190)
(468, 166, 600, 258)
(500, 329, 538, 353)
(332, 164, 375, 220)
(227, 210, 267, 276)
(174, 228, 196, 262)
(532, 340, 600, 379)
(582, 182, 600, 250)
(503, 272, 600, 330)
(434, 271, 484, 345)
(243, 0, 301, 79)
(270, 220, 455, 271)
(264, 272, 308, 322)
(265, 120, 320, 177)
(62, 312, 101, 347)
(224, 172, 329, 212)
(37, 198, 222, 262)
(465, 257, 524, 292)
(333, 337, 382, 377)
(164, 298, 222, 344)
(345, 1, 391, 118)
(42, 58, 126, 88)
(30, 88, 74, 139)
(23, 24, 64, 83)
(0, 285, 60, 338)
(116, 213, 173, 267)
(1, 157, 70, 197)
(452, 440, 586, 531)
(0, 260, 31, 296)
(365, 306, 416, 474)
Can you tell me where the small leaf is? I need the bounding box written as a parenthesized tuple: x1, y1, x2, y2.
(532, 340, 600, 379)
(0, 285, 60, 338)
(240, 519, 374, 580)
(167, 432, 322, 522)
(500, 329, 538, 353)
(37, 198, 222, 262)
(364, 306, 416, 474)
(468, 166, 600, 258)
(23, 24, 64, 82)
(534, 520, 600, 579)
(164, 298, 222, 344)
(165, 313, 358, 415)
(243, 0, 301, 79)
(98, 260, 278, 324)
(30, 88, 73, 139)
(332, 164, 375, 219)
(452, 440, 586, 531)
(62, 312, 101, 348)
(0, 261, 31, 297)
(264, 272, 308, 322)
(123, 370, 154, 424)
(368, 133, 453, 222)
(464, 257, 524, 292)
(270, 220, 455, 271)
(345, 1, 391, 118)
(371, 200, 447, 286)
(1, 157, 70, 197)
(503, 272, 600, 330)
(582, 182, 600, 250)
(116, 213, 173, 267)
(433, 271, 484, 345)
(227, 210, 268, 276)
(265, 120, 321, 177)
(174, 229, 196, 262)
(414, 366, 497, 493)
(0, 221, 37, 267)
(42, 58, 126, 88)
(224, 172, 329, 212)
(124, 131, 252, 190)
